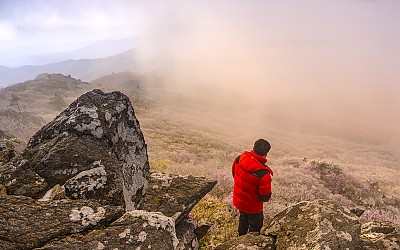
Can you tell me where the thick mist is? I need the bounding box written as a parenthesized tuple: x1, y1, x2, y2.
(133, 1, 400, 154)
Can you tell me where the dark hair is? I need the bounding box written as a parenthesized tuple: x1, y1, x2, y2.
(253, 138, 271, 156)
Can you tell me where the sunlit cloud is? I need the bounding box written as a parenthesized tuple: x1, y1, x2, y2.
(0, 20, 16, 41)
(0, 0, 137, 50)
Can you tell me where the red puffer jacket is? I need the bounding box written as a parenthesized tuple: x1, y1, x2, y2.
(232, 150, 273, 214)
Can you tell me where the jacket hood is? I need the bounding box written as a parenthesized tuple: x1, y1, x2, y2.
(239, 151, 269, 173)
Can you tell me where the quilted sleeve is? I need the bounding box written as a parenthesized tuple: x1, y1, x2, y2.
(258, 173, 272, 202)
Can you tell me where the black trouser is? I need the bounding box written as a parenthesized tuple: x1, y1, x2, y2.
(238, 211, 264, 236)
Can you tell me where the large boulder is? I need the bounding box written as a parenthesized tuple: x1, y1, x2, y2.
(264, 199, 361, 249)
(0, 195, 124, 250)
(23, 89, 149, 210)
(37, 210, 178, 250)
(139, 172, 217, 224)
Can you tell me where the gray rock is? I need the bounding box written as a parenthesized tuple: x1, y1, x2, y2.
(139, 172, 217, 224)
(0, 156, 47, 197)
(359, 221, 400, 250)
(0, 129, 11, 139)
(37, 210, 178, 250)
(23, 89, 150, 210)
(0, 195, 124, 250)
(194, 222, 212, 240)
(176, 217, 200, 250)
(44, 184, 67, 200)
(350, 206, 366, 217)
(0, 139, 16, 163)
(215, 234, 275, 250)
(264, 199, 361, 250)
(0, 184, 6, 196)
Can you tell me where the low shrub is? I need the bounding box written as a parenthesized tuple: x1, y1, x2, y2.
(191, 195, 238, 249)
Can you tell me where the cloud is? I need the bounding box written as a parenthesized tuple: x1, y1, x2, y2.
(0, 20, 16, 41)
(0, 0, 136, 50)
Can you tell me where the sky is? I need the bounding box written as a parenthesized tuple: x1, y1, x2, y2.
(0, 0, 399, 147)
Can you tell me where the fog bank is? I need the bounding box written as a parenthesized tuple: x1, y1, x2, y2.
(133, 1, 400, 150)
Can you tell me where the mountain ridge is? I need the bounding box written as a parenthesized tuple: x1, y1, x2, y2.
(0, 49, 136, 87)
(15, 37, 136, 66)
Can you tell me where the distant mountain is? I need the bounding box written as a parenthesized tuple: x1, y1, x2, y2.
(0, 38, 135, 67)
(17, 38, 135, 66)
(0, 49, 136, 87)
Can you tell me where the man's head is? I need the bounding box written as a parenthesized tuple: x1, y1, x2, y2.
(253, 138, 271, 157)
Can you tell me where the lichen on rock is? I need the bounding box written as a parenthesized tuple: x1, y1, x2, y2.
(22, 89, 150, 209)
(264, 199, 361, 250)
(69, 206, 107, 226)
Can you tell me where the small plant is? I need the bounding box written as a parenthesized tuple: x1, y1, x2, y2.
(191, 195, 238, 249)
(149, 158, 172, 172)
(361, 209, 396, 224)
(310, 160, 342, 175)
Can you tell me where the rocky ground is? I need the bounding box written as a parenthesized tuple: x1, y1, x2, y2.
(0, 89, 216, 249)
(1, 73, 399, 249)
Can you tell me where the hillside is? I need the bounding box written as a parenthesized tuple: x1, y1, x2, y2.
(0, 73, 399, 248)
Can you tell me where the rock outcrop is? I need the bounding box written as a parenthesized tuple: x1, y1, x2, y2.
(264, 199, 361, 249)
(0, 155, 47, 196)
(359, 221, 400, 250)
(38, 210, 178, 250)
(139, 172, 217, 224)
(0, 89, 217, 249)
(0, 195, 124, 250)
(220, 199, 400, 250)
(215, 233, 275, 250)
(0, 139, 17, 163)
(138, 172, 217, 249)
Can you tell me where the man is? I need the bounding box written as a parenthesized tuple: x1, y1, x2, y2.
(231, 138, 273, 236)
